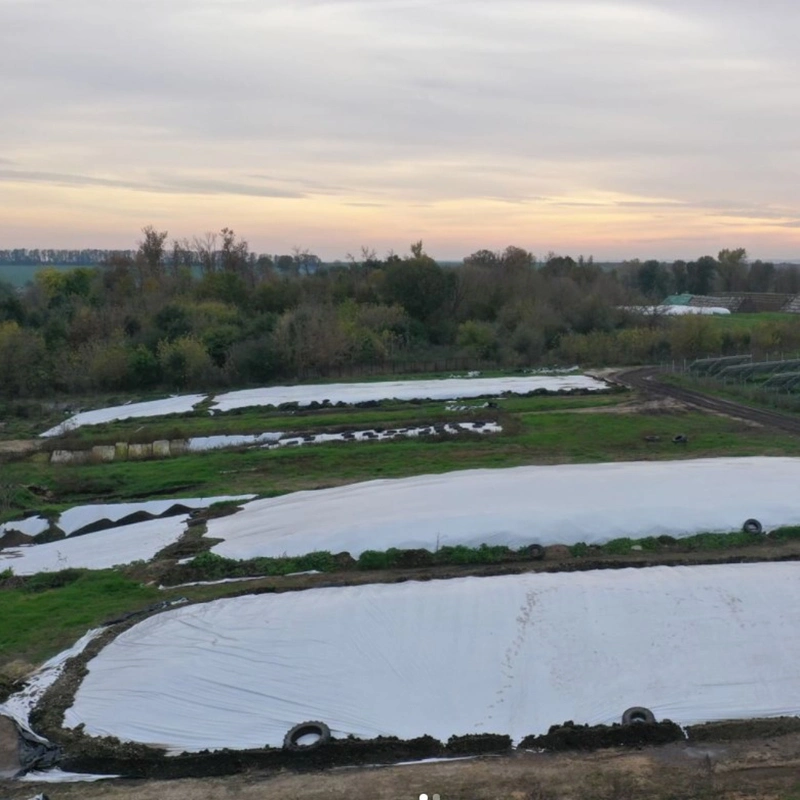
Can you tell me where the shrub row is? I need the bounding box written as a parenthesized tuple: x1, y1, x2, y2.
(158, 526, 800, 586)
(160, 543, 545, 585)
(569, 526, 800, 558)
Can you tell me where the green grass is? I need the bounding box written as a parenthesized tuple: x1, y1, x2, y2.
(0, 569, 281, 670)
(0, 571, 162, 667)
(706, 312, 800, 330)
(3, 405, 799, 523)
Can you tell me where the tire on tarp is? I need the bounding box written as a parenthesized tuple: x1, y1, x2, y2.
(622, 707, 656, 725)
(526, 544, 545, 561)
(283, 721, 331, 752)
(742, 518, 763, 535)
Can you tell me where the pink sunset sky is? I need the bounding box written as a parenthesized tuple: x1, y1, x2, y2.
(2, 0, 799, 261)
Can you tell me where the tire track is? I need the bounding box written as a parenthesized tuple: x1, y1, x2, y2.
(616, 367, 800, 437)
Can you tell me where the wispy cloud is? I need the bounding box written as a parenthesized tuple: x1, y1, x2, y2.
(0, 169, 304, 199)
(0, 0, 798, 257)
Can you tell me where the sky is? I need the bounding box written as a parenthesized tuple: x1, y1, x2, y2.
(1, 0, 799, 261)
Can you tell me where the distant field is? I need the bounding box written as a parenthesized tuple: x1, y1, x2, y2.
(706, 312, 799, 329)
(0, 263, 81, 286)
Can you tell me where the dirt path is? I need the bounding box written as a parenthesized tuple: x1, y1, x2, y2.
(0, 440, 39, 455)
(616, 367, 800, 436)
(0, 716, 19, 779)
(5, 734, 800, 799)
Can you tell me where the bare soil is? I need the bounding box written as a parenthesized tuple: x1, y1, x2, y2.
(0, 716, 19, 779)
(0, 440, 40, 455)
(4, 734, 800, 799)
(537, 395, 690, 416)
(615, 368, 800, 436)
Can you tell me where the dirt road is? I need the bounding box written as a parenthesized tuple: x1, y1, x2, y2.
(616, 367, 800, 436)
(4, 734, 800, 799)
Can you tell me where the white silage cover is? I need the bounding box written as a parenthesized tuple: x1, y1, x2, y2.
(64, 563, 800, 752)
(39, 375, 605, 436)
(208, 457, 800, 559)
(56, 495, 253, 536)
(0, 516, 49, 537)
(0, 516, 189, 575)
(211, 374, 606, 412)
(40, 394, 205, 437)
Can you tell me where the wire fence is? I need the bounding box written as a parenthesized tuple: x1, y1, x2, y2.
(663, 350, 800, 413)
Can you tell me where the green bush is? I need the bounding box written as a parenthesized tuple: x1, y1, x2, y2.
(635, 537, 661, 552)
(435, 543, 512, 564)
(189, 551, 236, 579)
(604, 537, 634, 554)
(770, 525, 800, 541)
(357, 550, 392, 570)
(24, 568, 86, 593)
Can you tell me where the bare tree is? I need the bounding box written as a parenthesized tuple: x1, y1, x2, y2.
(219, 228, 253, 284)
(193, 232, 218, 274)
(136, 225, 168, 286)
(170, 238, 194, 277)
(292, 246, 321, 275)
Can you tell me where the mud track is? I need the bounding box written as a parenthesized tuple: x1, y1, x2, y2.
(616, 367, 800, 436)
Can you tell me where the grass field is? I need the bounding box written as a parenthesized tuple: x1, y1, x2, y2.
(706, 312, 800, 330)
(0, 263, 78, 287)
(42, 392, 622, 446)
(4, 403, 799, 518)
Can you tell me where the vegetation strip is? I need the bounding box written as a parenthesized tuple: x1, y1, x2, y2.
(159, 527, 800, 585)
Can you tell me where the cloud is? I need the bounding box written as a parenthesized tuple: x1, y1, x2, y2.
(0, 0, 798, 256)
(0, 169, 304, 199)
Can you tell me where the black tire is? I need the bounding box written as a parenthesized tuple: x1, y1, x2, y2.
(283, 721, 331, 752)
(672, 434, 688, 444)
(743, 518, 763, 535)
(526, 544, 545, 560)
(622, 706, 656, 725)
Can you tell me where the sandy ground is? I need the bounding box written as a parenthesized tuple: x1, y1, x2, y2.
(3, 735, 800, 799)
(0, 716, 19, 779)
(0, 440, 39, 455)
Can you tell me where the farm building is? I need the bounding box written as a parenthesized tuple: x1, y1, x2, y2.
(664, 293, 800, 313)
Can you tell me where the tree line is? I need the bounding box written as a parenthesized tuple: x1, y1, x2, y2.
(1, 228, 799, 399)
(621, 248, 800, 298)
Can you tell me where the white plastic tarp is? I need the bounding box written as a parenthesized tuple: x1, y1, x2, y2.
(56, 496, 253, 536)
(0, 516, 48, 537)
(621, 306, 731, 316)
(0, 629, 102, 741)
(40, 395, 205, 437)
(186, 423, 500, 452)
(207, 457, 800, 559)
(39, 376, 604, 435)
(64, 563, 800, 752)
(211, 375, 606, 412)
(0, 516, 189, 575)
